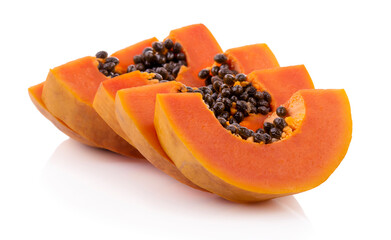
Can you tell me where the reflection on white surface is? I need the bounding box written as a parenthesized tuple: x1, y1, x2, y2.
(42, 139, 312, 239)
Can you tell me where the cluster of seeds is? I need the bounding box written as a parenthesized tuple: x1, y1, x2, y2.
(126, 39, 187, 82)
(95, 39, 187, 81)
(95, 51, 120, 78)
(185, 53, 290, 144)
(197, 54, 273, 120)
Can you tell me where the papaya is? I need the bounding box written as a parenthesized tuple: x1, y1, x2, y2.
(224, 44, 280, 74)
(28, 82, 96, 147)
(92, 24, 222, 150)
(93, 71, 156, 144)
(167, 24, 223, 87)
(154, 89, 352, 202)
(111, 37, 158, 74)
(40, 24, 221, 156)
(113, 44, 285, 188)
(42, 56, 144, 157)
(115, 81, 205, 190)
(240, 65, 314, 131)
(32, 36, 154, 156)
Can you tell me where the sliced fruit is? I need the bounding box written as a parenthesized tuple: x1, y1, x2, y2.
(28, 82, 96, 147)
(115, 82, 204, 190)
(93, 71, 155, 144)
(241, 65, 315, 131)
(42, 56, 143, 158)
(154, 90, 352, 202)
(93, 24, 222, 149)
(169, 24, 223, 87)
(226, 44, 280, 73)
(111, 37, 158, 74)
(112, 43, 284, 188)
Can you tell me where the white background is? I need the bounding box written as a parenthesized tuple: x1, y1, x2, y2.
(1, 0, 390, 239)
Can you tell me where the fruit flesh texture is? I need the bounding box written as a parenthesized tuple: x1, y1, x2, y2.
(154, 90, 352, 202)
(112, 44, 285, 189)
(28, 83, 97, 147)
(111, 37, 158, 74)
(115, 82, 205, 190)
(168, 24, 223, 87)
(32, 36, 154, 155)
(93, 23, 222, 147)
(93, 71, 155, 144)
(42, 56, 143, 158)
(226, 43, 280, 73)
(241, 65, 315, 131)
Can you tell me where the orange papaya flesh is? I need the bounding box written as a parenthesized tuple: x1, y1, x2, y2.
(92, 24, 222, 146)
(167, 24, 223, 87)
(28, 82, 97, 147)
(111, 37, 158, 74)
(115, 81, 205, 190)
(241, 65, 315, 131)
(225, 43, 280, 74)
(154, 90, 352, 202)
(93, 71, 157, 144)
(42, 56, 143, 158)
(110, 43, 283, 187)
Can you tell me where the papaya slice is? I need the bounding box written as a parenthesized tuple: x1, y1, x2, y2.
(32, 36, 154, 155)
(28, 82, 96, 147)
(115, 81, 204, 190)
(168, 24, 223, 87)
(42, 56, 143, 158)
(92, 24, 222, 149)
(112, 44, 283, 187)
(240, 65, 314, 131)
(111, 37, 158, 74)
(93, 71, 156, 144)
(154, 90, 352, 202)
(225, 43, 280, 73)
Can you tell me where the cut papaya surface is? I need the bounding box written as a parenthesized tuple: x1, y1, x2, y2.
(42, 56, 143, 158)
(241, 65, 315, 131)
(93, 24, 222, 149)
(226, 44, 280, 74)
(93, 71, 155, 144)
(115, 82, 204, 190)
(154, 90, 352, 202)
(28, 82, 96, 147)
(112, 44, 285, 188)
(168, 24, 223, 87)
(111, 37, 158, 74)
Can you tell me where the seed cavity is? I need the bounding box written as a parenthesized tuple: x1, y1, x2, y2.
(180, 53, 293, 144)
(94, 38, 187, 81)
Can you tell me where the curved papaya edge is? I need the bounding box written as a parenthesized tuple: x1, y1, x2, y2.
(154, 90, 352, 202)
(167, 24, 223, 87)
(42, 56, 143, 158)
(93, 23, 222, 148)
(93, 71, 156, 145)
(225, 43, 280, 74)
(28, 82, 97, 147)
(115, 81, 206, 191)
(241, 65, 315, 131)
(111, 37, 158, 74)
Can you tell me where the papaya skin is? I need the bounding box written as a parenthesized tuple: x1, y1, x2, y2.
(28, 82, 97, 147)
(115, 82, 205, 190)
(154, 90, 352, 202)
(241, 65, 315, 131)
(93, 71, 155, 145)
(42, 56, 143, 158)
(168, 24, 223, 87)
